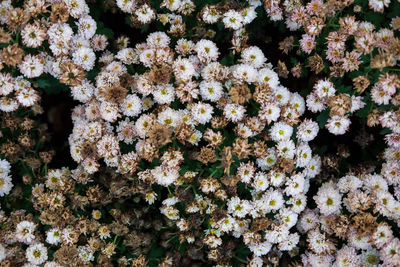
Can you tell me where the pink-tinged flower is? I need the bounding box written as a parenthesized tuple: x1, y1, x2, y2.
(385, 133, 400, 148)
(368, 0, 390, 13)
(391, 17, 400, 30)
(291, 63, 302, 78)
(341, 51, 362, 72)
(290, 7, 308, 25)
(306, 0, 323, 16)
(299, 34, 316, 54)
(325, 47, 344, 63)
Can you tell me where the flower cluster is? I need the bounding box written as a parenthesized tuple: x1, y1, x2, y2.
(262, 0, 400, 135)
(299, 143, 400, 266)
(0, 0, 399, 266)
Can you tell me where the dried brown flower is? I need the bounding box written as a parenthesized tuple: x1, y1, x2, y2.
(148, 123, 173, 146)
(60, 62, 87, 86)
(50, 3, 70, 23)
(211, 116, 229, 129)
(7, 8, 30, 30)
(232, 138, 251, 160)
(352, 75, 370, 93)
(279, 36, 294, 54)
(148, 64, 172, 84)
(197, 146, 217, 165)
(228, 84, 252, 104)
(308, 54, 325, 74)
(1, 44, 24, 67)
(0, 27, 11, 43)
(370, 50, 396, 70)
(276, 60, 289, 78)
(328, 94, 351, 117)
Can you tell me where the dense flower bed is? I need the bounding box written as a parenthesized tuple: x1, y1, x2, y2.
(0, 0, 399, 266)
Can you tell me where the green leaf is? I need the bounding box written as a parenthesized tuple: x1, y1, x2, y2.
(37, 76, 69, 94)
(316, 109, 330, 129)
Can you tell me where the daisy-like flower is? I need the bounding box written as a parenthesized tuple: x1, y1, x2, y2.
(135, 4, 156, 24)
(297, 119, 319, 142)
(26, 243, 48, 265)
(72, 47, 96, 71)
(314, 182, 342, 216)
(153, 84, 175, 104)
(116, 0, 136, 13)
(224, 103, 246, 123)
(16, 87, 39, 107)
(19, 55, 44, 78)
(46, 228, 61, 245)
(199, 80, 223, 102)
(191, 102, 214, 124)
(258, 68, 279, 88)
(241, 46, 266, 68)
(299, 34, 316, 54)
(326, 115, 351, 135)
(195, 39, 219, 62)
(21, 23, 46, 48)
(269, 122, 293, 142)
(121, 94, 142, 117)
(16, 220, 36, 244)
(0, 173, 12, 197)
(222, 10, 244, 30)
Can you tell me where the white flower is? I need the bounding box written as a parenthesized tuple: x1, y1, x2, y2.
(199, 80, 223, 102)
(296, 143, 312, 167)
(314, 79, 336, 99)
(78, 246, 94, 262)
(135, 4, 156, 24)
(0, 174, 12, 197)
(46, 228, 61, 245)
(0, 243, 6, 262)
(314, 182, 342, 216)
(274, 86, 291, 106)
(158, 107, 181, 128)
(259, 103, 280, 124)
(256, 148, 277, 170)
(161, 0, 182, 11)
(153, 84, 175, 104)
(0, 159, 11, 176)
(258, 68, 279, 88)
(276, 140, 296, 159)
(19, 55, 44, 78)
(227, 196, 251, 218)
(116, 0, 136, 13)
(241, 46, 266, 68)
(191, 102, 214, 124)
(26, 243, 47, 265)
(253, 172, 269, 191)
(195, 39, 219, 62)
(297, 119, 319, 142)
(152, 166, 179, 187)
(145, 192, 157, 204)
(224, 103, 246, 123)
(248, 241, 272, 256)
(121, 94, 143, 117)
(269, 122, 293, 142)
(160, 205, 180, 220)
(222, 10, 244, 30)
(173, 58, 196, 81)
(326, 115, 351, 135)
(77, 15, 97, 39)
(73, 47, 96, 71)
(232, 64, 258, 83)
(70, 79, 94, 103)
(146, 31, 171, 48)
(16, 221, 36, 244)
(290, 92, 306, 115)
